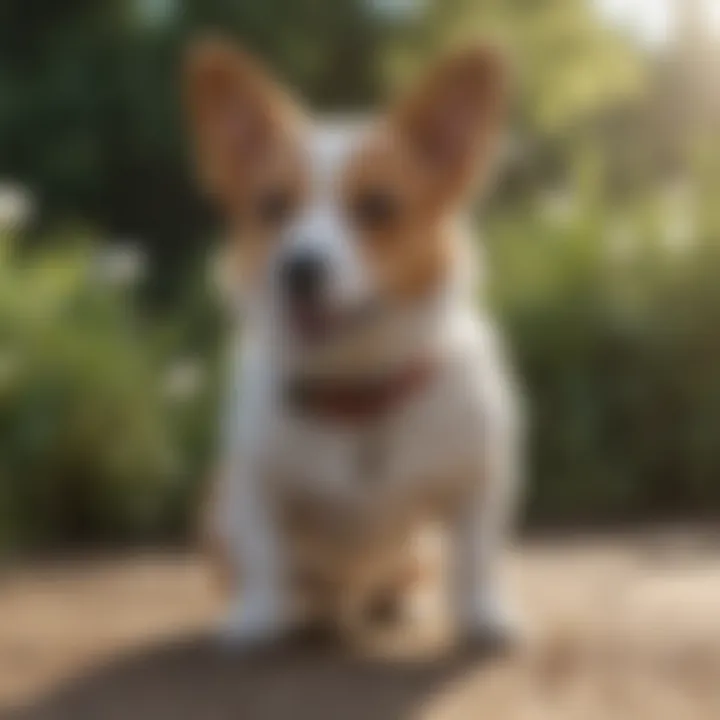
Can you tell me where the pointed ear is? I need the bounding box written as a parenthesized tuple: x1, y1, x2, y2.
(184, 36, 304, 205)
(392, 45, 507, 206)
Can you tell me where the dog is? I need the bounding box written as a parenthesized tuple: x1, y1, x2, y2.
(186, 37, 523, 648)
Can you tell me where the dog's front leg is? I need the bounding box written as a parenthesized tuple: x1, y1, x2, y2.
(451, 399, 523, 649)
(214, 458, 291, 647)
(213, 344, 291, 648)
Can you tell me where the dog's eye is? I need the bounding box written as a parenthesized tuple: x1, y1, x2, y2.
(256, 188, 293, 226)
(352, 189, 400, 231)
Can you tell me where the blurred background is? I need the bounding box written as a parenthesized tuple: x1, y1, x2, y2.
(1, 0, 720, 556)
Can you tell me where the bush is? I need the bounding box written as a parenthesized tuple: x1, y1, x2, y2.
(489, 184, 720, 525)
(0, 232, 221, 551)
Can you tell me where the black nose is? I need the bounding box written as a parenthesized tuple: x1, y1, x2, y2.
(281, 252, 326, 303)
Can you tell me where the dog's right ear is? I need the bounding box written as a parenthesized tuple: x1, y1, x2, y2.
(184, 36, 303, 206)
(390, 45, 507, 209)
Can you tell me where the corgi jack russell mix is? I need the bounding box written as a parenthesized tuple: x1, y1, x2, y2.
(186, 38, 523, 648)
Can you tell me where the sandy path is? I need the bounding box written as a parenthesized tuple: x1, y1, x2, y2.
(1, 529, 719, 719)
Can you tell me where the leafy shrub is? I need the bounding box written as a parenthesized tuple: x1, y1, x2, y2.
(489, 183, 720, 525)
(0, 233, 221, 551)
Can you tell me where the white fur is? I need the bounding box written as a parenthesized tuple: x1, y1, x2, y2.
(213, 121, 523, 647)
(280, 123, 373, 307)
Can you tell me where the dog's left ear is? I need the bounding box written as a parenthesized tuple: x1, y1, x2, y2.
(391, 45, 507, 208)
(184, 36, 304, 207)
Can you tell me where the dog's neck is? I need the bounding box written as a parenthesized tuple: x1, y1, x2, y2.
(284, 356, 437, 424)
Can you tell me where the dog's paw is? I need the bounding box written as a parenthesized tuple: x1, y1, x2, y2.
(460, 594, 525, 653)
(216, 598, 290, 650)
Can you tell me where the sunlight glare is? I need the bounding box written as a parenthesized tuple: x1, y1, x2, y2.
(596, 0, 673, 46)
(709, 0, 720, 35)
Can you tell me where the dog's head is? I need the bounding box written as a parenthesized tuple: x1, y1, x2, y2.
(186, 38, 506, 352)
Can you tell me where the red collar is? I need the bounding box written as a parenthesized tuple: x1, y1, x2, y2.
(285, 360, 436, 424)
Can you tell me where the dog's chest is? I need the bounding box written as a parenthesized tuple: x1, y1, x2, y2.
(262, 371, 483, 531)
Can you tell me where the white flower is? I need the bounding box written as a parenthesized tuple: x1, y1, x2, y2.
(0, 183, 34, 230)
(367, 0, 427, 22)
(163, 359, 204, 402)
(136, 0, 176, 27)
(93, 243, 147, 287)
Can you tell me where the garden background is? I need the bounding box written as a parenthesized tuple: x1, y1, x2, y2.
(1, 0, 719, 553)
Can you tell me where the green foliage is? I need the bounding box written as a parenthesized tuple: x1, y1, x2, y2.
(0, 233, 221, 550)
(488, 176, 720, 524)
(1, 0, 719, 549)
(384, 0, 644, 131)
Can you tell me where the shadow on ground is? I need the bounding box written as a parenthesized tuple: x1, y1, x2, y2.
(8, 634, 495, 720)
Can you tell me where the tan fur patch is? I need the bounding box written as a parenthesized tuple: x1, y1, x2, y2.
(185, 36, 305, 203)
(341, 126, 457, 302)
(226, 146, 307, 290)
(185, 36, 308, 286)
(341, 45, 505, 303)
(187, 40, 506, 298)
(391, 44, 507, 208)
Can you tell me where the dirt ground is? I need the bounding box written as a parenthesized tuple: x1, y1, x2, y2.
(1, 528, 720, 720)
